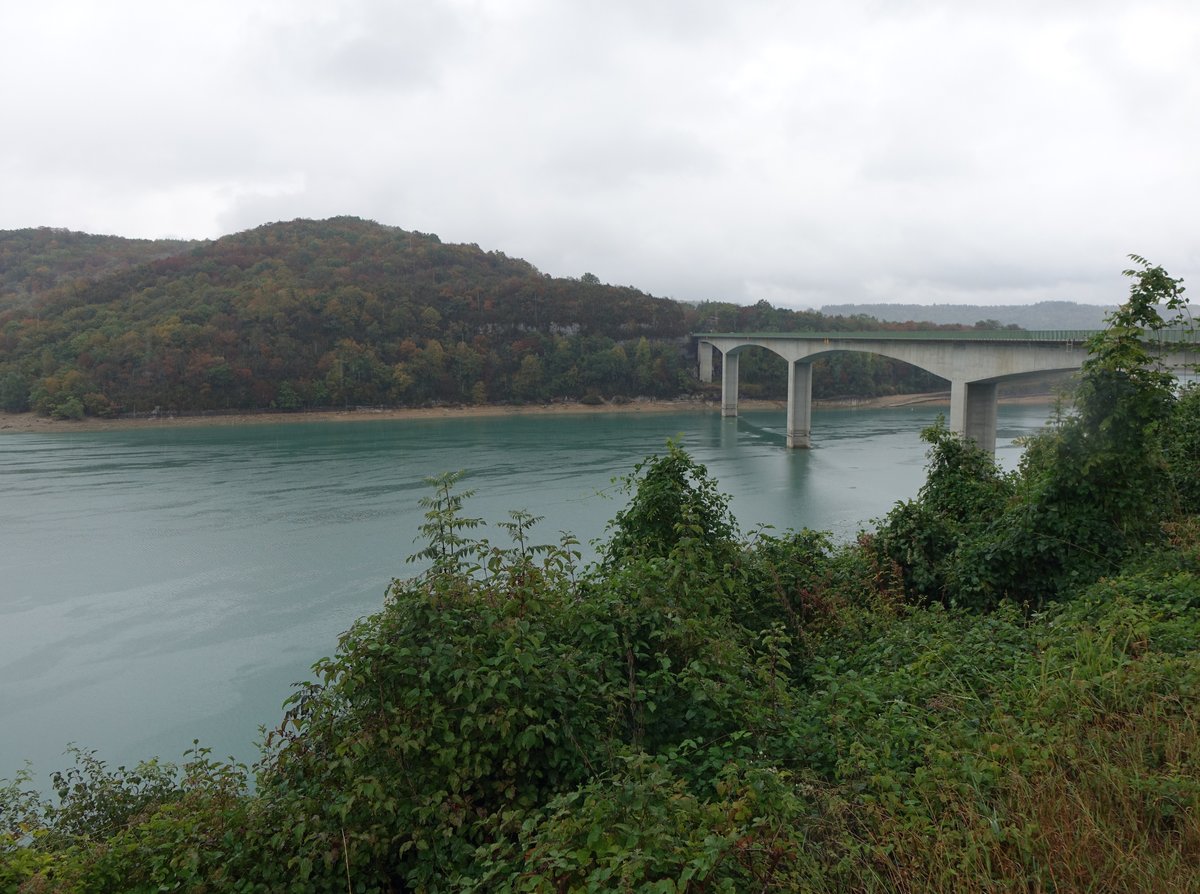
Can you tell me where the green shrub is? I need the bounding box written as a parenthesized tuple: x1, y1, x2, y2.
(601, 441, 740, 572)
(873, 420, 1014, 608)
(1162, 383, 1200, 514)
(478, 756, 819, 892)
(49, 396, 85, 420)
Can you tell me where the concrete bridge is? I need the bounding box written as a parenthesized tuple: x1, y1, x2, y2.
(696, 330, 1198, 452)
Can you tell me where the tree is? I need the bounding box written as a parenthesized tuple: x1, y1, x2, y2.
(0, 370, 30, 412)
(512, 354, 545, 403)
(957, 256, 1191, 606)
(632, 336, 655, 394)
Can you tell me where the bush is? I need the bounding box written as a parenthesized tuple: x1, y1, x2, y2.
(1162, 383, 1200, 514)
(898, 257, 1195, 610)
(49, 396, 85, 420)
(601, 441, 739, 571)
(479, 757, 818, 892)
(873, 420, 1014, 608)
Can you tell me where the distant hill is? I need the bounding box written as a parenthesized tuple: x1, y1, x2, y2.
(0, 227, 195, 312)
(0, 217, 701, 416)
(819, 301, 1114, 330)
(0, 217, 999, 418)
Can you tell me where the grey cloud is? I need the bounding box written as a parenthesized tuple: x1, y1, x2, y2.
(250, 0, 466, 92)
(1, 0, 1198, 306)
(544, 130, 721, 190)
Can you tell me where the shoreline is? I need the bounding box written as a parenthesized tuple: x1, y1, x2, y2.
(0, 391, 1059, 435)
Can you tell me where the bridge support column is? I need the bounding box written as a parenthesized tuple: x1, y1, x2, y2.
(786, 360, 812, 449)
(721, 350, 739, 417)
(698, 341, 714, 383)
(950, 381, 998, 452)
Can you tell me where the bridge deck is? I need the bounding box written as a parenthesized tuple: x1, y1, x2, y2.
(695, 329, 1198, 452)
(695, 329, 1199, 345)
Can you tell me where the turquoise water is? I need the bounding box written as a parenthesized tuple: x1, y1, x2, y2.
(0, 405, 1052, 783)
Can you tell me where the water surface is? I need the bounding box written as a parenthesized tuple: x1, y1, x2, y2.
(0, 404, 1051, 782)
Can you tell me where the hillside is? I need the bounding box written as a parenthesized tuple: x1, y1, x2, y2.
(0, 227, 194, 313)
(0, 218, 971, 418)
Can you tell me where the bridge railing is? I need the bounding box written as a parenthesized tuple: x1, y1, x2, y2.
(695, 329, 1200, 345)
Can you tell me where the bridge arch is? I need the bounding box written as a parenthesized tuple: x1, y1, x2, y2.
(711, 343, 953, 436)
(696, 332, 1104, 452)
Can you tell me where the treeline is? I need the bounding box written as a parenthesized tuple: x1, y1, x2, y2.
(2, 218, 968, 419)
(1, 259, 1197, 892)
(821, 299, 1114, 330)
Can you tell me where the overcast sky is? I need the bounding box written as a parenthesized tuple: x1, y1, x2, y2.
(2, 1, 1197, 308)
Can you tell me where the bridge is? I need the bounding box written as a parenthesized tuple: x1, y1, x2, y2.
(696, 330, 1198, 452)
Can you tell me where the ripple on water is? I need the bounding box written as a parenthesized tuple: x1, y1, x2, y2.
(0, 405, 1055, 785)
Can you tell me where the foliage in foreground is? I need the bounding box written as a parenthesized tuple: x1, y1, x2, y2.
(2, 259, 1199, 892)
(876, 256, 1196, 610)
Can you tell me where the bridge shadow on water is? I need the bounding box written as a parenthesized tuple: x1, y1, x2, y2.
(729, 415, 788, 447)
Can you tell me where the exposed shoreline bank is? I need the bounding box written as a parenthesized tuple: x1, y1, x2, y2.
(0, 390, 1060, 435)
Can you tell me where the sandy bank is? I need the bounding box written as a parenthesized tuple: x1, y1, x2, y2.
(0, 391, 1059, 435)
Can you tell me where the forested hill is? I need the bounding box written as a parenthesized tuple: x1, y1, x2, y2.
(0, 227, 195, 313)
(0, 216, 961, 418)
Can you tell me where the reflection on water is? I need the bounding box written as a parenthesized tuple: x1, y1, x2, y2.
(0, 404, 1053, 782)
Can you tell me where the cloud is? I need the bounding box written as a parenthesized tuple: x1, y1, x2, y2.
(1, 0, 1197, 306)
(248, 0, 466, 93)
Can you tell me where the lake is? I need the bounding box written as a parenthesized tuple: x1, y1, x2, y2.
(0, 403, 1054, 784)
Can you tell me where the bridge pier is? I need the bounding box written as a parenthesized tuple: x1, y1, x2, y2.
(721, 351, 739, 416)
(698, 341, 714, 383)
(696, 330, 1143, 455)
(787, 361, 812, 448)
(950, 381, 998, 452)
